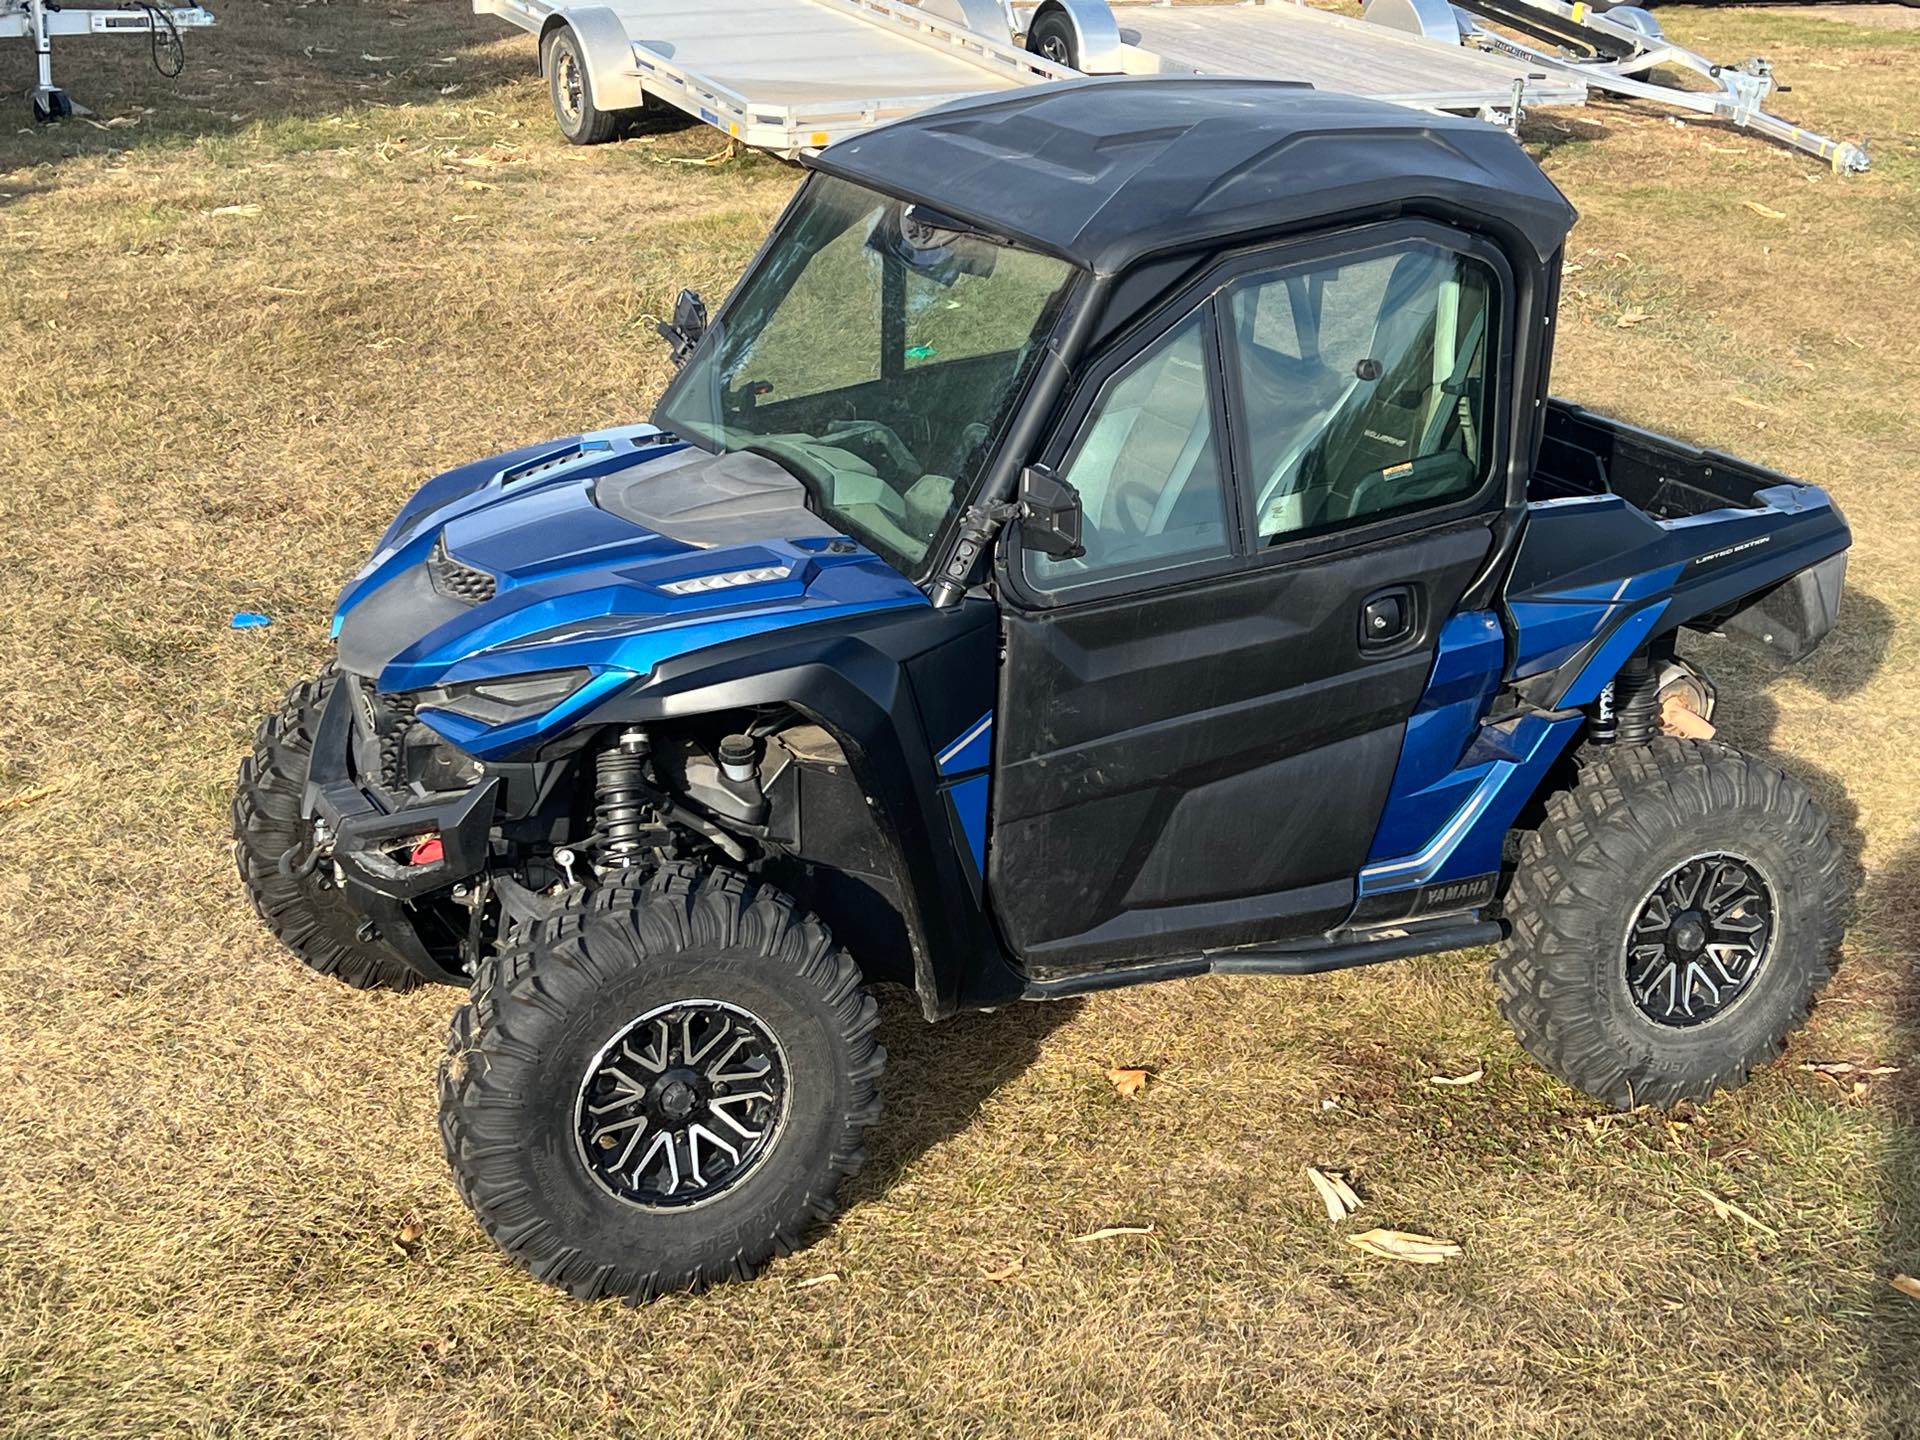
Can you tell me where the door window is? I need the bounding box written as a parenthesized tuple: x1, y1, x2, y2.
(1226, 241, 1496, 543)
(1024, 315, 1230, 594)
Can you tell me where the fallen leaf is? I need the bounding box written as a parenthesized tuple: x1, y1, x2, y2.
(393, 1218, 424, 1255)
(1, 784, 60, 811)
(419, 1335, 458, 1360)
(1105, 1066, 1150, 1099)
(1346, 1229, 1462, 1265)
(458, 180, 495, 192)
(1067, 1223, 1154, 1245)
(1695, 1188, 1779, 1239)
(361, 52, 393, 61)
(794, 1272, 839, 1289)
(1893, 1275, 1920, 1302)
(1429, 1067, 1484, 1087)
(1306, 1166, 1360, 1222)
(1616, 308, 1650, 328)
(979, 1259, 1023, 1282)
(1743, 200, 1788, 220)
(207, 203, 262, 218)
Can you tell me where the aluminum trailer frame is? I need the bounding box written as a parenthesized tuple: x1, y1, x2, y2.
(477, 0, 1584, 155)
(474, 0, 1074, 155)
(1362, 0, 1870, 172)
(4, 0, 215, 122)
(1082, 0, 1586, 120)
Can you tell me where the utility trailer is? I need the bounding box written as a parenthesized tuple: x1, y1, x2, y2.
(1362, 0, 1870, 173)
(475, 0, 1579, 154)
(6, 0, 215, 123)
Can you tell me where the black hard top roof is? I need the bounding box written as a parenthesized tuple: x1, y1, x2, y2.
(809, 77, 1576, 274)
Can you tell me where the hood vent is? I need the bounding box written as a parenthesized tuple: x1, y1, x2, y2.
(428, 537, 497, 605)
(501, 445, 584, 485)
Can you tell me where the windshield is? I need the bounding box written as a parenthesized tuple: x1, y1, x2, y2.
(654, 175, 1077, 573)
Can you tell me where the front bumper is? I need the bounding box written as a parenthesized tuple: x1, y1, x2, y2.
(303, 676, 499, 982)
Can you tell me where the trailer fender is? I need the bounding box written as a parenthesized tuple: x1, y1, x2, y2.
(1361, 0, 1468, 46)
(1029, 0, 1130, 74)
(539, 7, 646, 113)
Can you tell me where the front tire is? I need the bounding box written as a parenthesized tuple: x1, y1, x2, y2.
(1493, 738, 1847, 1108)
(438, 865, 884, 1300)
(233, 665, 426, 993)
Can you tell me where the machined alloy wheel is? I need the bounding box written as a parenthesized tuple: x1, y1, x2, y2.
(1624, 853, 1774, 1027)
(576, 1000, 790, 1209)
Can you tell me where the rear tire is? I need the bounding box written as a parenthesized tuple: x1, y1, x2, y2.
(232, 664, 426, 993)
(1492, 738, 1847, 1108)
(543, 26, 624, 146)
(438, 864, 884, 1300)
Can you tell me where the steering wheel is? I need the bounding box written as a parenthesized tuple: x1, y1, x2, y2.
(820, 419, 921, 484)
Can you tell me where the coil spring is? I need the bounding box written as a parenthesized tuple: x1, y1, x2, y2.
(593, 737, 652, 868)
(1611, 654, 1661, 746)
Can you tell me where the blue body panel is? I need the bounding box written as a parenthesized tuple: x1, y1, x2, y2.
(1358, 473, 1848, 898)
(332, 426, 930, 761)
(935, 712, 994, 877)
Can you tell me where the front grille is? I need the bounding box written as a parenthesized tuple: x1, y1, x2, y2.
(429, 537, 497, 604)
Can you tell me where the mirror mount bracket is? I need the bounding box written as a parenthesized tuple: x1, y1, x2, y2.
(657, 288, 709, 368)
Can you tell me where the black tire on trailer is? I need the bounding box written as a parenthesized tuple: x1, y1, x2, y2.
(232, 664, 426, 993)
(543, 25, 624, 146)
(438, 863, 885, 1300)
(1492, 737, 1848, 1109)
(1024, 9, 1082, 70)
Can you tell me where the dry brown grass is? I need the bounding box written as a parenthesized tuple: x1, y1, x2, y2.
(2, 3, 1917, 1437)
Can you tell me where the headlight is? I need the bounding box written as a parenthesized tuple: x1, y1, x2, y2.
(413, 668, 592, 726)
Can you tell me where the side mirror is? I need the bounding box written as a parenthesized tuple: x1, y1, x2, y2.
(657, 288, 708, 367)
(1017, 464, 1084, 560)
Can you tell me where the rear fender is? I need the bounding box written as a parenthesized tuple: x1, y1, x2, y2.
(1029, 0, 1130, 72)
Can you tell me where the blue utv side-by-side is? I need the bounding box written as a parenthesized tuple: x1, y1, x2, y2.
(235, 78, 1852, 1301)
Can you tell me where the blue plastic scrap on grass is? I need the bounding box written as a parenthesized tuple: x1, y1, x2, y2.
(231, 612, 273, 629)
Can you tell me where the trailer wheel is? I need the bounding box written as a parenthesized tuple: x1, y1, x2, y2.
(543, 26, 623, 145)
(438, 863, 885, 1300)
(1493, 738, 1848, 1109)
(1025, 10, 1081, 70)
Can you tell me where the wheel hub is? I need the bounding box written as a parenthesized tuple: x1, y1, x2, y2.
(1624, 854, 1775, 1028)
(575, 1000, 787, 1209)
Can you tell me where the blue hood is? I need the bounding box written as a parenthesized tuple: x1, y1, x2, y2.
(333, 423, 929, 757)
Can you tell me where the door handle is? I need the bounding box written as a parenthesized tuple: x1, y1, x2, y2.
(1360, 586, 1416, 650)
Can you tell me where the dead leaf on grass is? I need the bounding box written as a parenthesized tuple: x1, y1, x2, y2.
(1067, 1223, 1153, 1245)
(1346, 1229, 1462, 1265)
(1892, 1275, 1920, 1302)
(459, 180, 495, 192)
(393, 1217, 424, 1255)
(980, 1258, 1024, 1282)
(1743, 200, 1788, 220)
(1305, 1166, 1361, 1222)
(207, 204, 262, 218)
(1694, 1188, 1778, 1239)
(1, 783, 61, 811)
(794, 1272, 839, 1289)
(1615, 309, 1650, 328)
(1429, 1067, 1484, 1087)
(1105, 1066, 1151, 1098)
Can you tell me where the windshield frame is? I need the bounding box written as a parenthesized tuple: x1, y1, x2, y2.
(650, 172, 1085, 585)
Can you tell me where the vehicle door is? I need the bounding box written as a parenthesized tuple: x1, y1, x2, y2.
(987, 222, 1515, 973)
